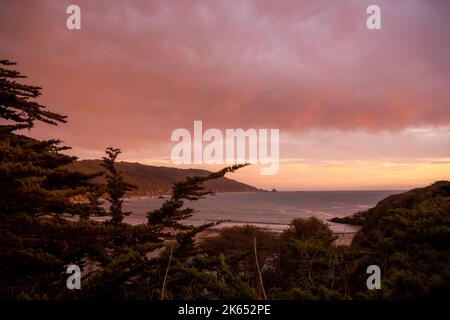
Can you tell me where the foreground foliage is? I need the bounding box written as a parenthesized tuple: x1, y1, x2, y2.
(1, 60, 449, 300)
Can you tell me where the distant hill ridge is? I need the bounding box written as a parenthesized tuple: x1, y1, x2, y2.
(67, 160, 262, 196)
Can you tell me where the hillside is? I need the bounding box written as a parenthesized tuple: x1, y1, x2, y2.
(67, 160, 262, 196)
(331, 181, 450, 225)
(331, 181, 450, 246)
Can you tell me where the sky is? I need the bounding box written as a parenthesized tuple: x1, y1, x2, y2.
(1, 0, 449, 190)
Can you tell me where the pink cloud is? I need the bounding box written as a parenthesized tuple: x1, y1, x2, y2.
(0, 0, 449, 151)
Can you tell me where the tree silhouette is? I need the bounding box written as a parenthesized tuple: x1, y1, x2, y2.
(102, 147, 136, 225)
(0, 60, 99, 215)
(0, 60, 66, 133)
(148, 164, 248, 253)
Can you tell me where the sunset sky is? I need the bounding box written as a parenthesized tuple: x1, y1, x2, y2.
(1, 0, 449, 190)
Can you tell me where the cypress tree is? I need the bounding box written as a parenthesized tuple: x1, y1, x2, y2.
(102, 147, 136, 225)
(0, 60, 98, 216)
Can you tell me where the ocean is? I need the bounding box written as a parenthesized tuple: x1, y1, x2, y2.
(93, 190, 399, 233)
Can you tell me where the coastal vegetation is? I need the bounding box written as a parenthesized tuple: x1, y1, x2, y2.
(1, 60, 449, 299)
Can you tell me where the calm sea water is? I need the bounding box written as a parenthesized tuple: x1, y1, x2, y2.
(94, 191, 399, 233)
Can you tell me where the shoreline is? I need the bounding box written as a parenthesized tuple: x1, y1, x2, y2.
(66, 214, 359, 246)
(194, 228, 357, 246)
